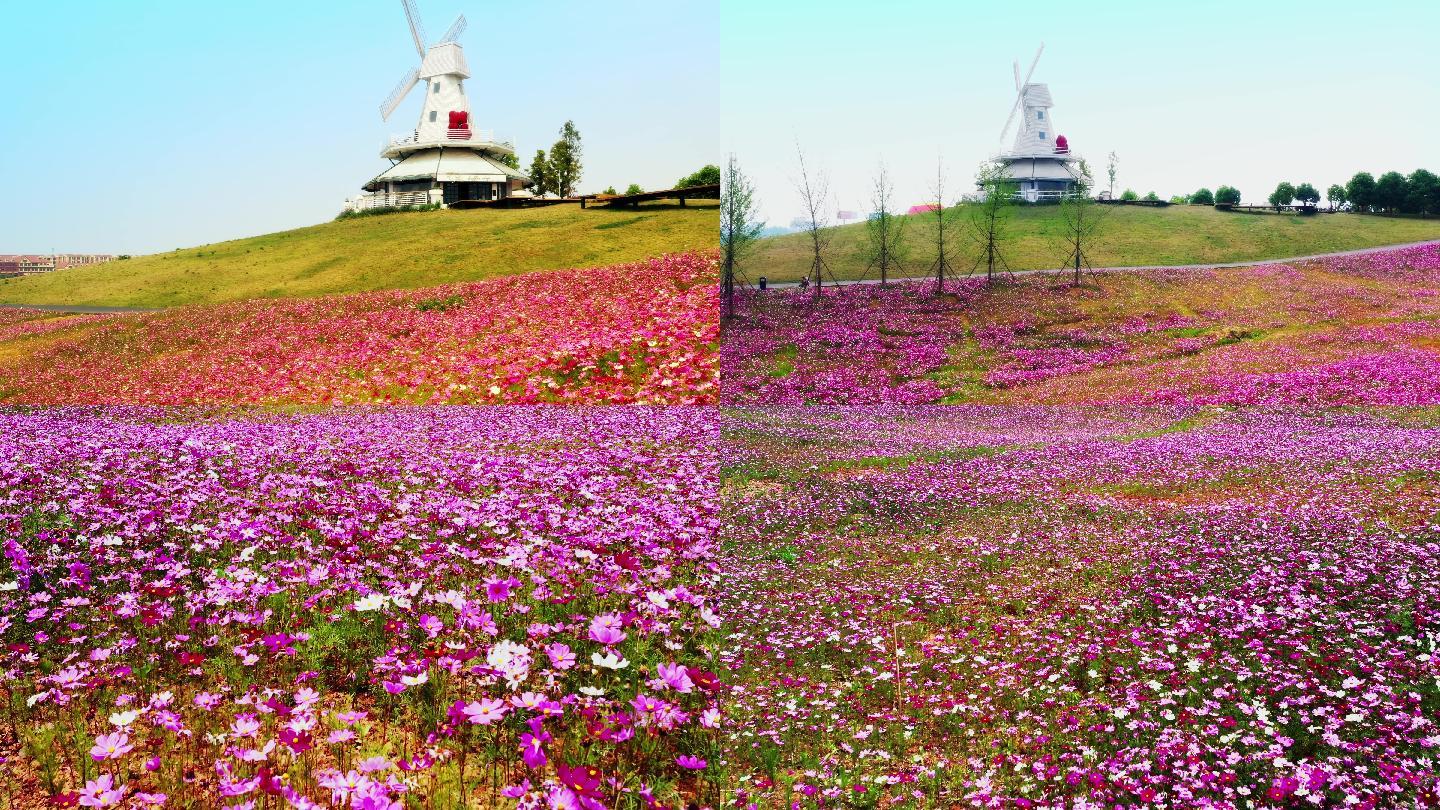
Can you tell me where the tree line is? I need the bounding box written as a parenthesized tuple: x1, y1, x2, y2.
(1175, 169, 1439, 214)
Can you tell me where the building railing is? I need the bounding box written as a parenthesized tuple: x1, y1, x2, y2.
(386, 130, 510, 150)
(342, 190, 438, 213)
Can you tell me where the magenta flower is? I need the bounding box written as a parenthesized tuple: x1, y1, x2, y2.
(90, 731, 133, 761)
(588, 613, 627, 646)
(520, 733, 547, 769)
(460, 698, 508, 725)
(676, 755, 707, 770)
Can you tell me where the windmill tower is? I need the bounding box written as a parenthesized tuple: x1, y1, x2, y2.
(345, 0, 531, 212)
(992, 44, 1083, 203)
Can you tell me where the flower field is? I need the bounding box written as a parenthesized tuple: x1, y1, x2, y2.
(717, 406, 1440, 807)
(0, 251, 717, 406)
(0, 406, 723, 808)
(720, 244, 1440, 406)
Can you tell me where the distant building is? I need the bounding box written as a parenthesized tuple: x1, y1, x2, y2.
(0, 254, 115, 277)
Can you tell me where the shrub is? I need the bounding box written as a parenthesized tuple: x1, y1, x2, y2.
(1215, 186, 1241, 206)
(625, 183, 645, 196)
(1190, 188, 1214, 205)
(1143, 191, 1160, 202)
(1120, 189, 1139, 201)
(676, 164, 720, 189)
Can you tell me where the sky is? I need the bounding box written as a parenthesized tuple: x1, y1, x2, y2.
(0, 0, 717, 255)
(722, 0, 1440, 226)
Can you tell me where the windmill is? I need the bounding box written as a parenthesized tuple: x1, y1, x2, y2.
(343, 1, 531, 213)
(988, 43, 1083, 204)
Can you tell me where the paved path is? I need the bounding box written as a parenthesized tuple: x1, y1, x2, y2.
(0, 303, 162, 314)
(757, 238, 1440, 290)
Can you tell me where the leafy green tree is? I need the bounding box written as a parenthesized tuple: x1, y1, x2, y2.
(1215, 186, 1241, 205)
(1268, 181, 1296, 208)
(720, 154, 763, 319)
(676, 165, 720, 189)
(1120, 189, 1139, 201)
(1346, 172, 1376, 212)
(1374, 172, 1408, 213)
(1294, 182, 1320, 207)
(624, 183, 644, 196)
(1404, 169, 1439, 215)
(1326, 184, 1347, 211)
(548, 121, 583, 197)
(1190, 188, 1214, 205)
(1142, 191, 1160, 202)
(601, 186, 617, 195)
(528, 150, 551, 196)
(495, 151, 520, 171)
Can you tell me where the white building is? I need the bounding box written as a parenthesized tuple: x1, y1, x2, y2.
(344, 3, 530, 213)
(992, 45, 1084, 203)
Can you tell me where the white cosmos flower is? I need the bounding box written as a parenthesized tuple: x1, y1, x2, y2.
(109, 710, 140, 727)
(353, 594, 387, 612)
(400, 672, 429, 687)
(579, 686, 606, 696)
(591, 651, 629, 670)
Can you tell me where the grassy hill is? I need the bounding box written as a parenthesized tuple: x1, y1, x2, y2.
(755, 205, 1440, 282)
(0, 201, 717, 308)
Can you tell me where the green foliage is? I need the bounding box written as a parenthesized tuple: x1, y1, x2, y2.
(1142, 191, 1160, 202)
(1326, 184, 1347, 210)
(494, 151, 520, 171)
(1347, 172, 1376, 212)
(1268, 181, 1296, 208)
(529, 150, 552, 196)
(415, 293, 467, 312)
(1120, 189, 1139, 201)
(1404, 169, 1439, 215)
(1294, 182, 1320, 207)
(1375, 171, 1408, 213)
(624, 183, 645, 196)
(676, 164, 721, 189)
(721, 154, 764, 316)
(601, 186, 617, 195)
(1214, 185, 1241, 205)
(549, 121, 583, 197)
(1190, 188, 1215, 205)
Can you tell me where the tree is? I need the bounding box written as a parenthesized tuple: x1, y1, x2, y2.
(928, 158, 958, 291)
(1326, 184, 1347, 211)
(1404, 169, 1439, 215)
(793, 142, 833, 300)
(601, 186, 617, 195)
(1058, 159, 1107, 286)
(969, 160, 1016, 284)
(1120, 189, 1138, 201)
(1142, 191, 1160, 202)
(1215, 186, 1241, 206)
(548, 121, 583, 197)
(528, 150, 552, 196)
(861, 161, 908, 286)
(1268, 181, 1296, 208)
(1374, 171, 1407, 213)
(720, 154, 763, 320)
(1294, 183, 1320, 208)
(1190, 188, 1215, 205)
(676, 165, 720, 189)
(1346, 172, 1376, 213)
(624, 183, 644, 196)
(1106, 151, 1118, 198)
(495, 151, 520, 171)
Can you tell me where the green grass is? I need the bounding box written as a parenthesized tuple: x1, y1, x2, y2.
(755, 205, 1440, 282)
(0, 201, 717, 308)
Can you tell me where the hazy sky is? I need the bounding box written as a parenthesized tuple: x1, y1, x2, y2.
(722, 0, 1439, 225)
(0, 0, 716, 255)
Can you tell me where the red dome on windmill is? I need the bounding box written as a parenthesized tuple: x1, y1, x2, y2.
(1054, 135, 1069, 153)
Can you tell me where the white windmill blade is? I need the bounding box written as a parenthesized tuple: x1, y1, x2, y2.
(401, 0, 428, 57)
(1012, 60, 1021, 92)
(437, 14, 466, 44)
(380, 67, 422, 120)
(1021, 43, 1044, 88)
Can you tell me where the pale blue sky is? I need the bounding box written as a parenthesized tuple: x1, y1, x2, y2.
(0, 0, 716, 254)
(722, 0, 1439, 224)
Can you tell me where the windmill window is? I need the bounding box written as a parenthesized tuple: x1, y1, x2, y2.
(1039, 131, 1046, 139)
(433, 82, 441, 94)
(1037, 110, 1044, 119)
(430, 111, 437, 122)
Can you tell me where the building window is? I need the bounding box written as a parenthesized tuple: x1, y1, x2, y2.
(433, 82, 440, 94)
(430, 110, 437, 122)
(1037, 110, 1044, 120)
(1038, 131, 1046, 139)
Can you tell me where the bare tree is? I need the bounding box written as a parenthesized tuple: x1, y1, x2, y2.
(861, 162, 908, 285)
(720, 153, 763, 320)
(793, 142, 834, 301)
(1057, 159, 1107, 286)
(928, 157, 957, 293)
(968, 160, 1017, 284)
(1106, 151, 1118, 199)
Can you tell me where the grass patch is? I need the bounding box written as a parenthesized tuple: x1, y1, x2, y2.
(0, 201, 717, 308)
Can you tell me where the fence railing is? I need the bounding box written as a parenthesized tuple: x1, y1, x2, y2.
(342, 190, 436, 213)
(386, 130, 508, 149)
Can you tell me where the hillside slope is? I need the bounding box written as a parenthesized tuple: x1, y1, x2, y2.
(0, 201, 717, 308)
(754, 205, 1440, 282)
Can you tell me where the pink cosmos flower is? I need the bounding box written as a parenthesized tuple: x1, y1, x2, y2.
(78, 774, 126, 808)
(90, 731, 133, 761)
(461, 698, 508, 725)
(546, 643, 576, 671)
(520, 732, 547, 769)
(655, 662, 694, 693)
(588, 613, 627, 646)
(229, 714, 261, 738)
(676, 755, 707, 770)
